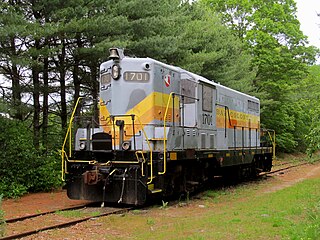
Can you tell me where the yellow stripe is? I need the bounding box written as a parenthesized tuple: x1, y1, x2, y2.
(216, 106, 260, 129)
(100, 92, 180, 144)
(100, 97, 259, 142)
(127, 92, 179, 121)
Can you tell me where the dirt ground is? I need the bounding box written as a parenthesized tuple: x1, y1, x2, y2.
(3, 191, 89, 220)
(2, 160, 320, 239)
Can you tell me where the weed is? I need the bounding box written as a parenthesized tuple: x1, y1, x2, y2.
(159, 200, 168, 209)
(55, 210, 85, 218)
(90, 211, 101, 217)
(132, 209, 141, 214)
(202, 188, 232, 203)
(229, 218, 241, 223)
(146, 218, 155, 226)
(306, 155, 320, 164)
(186, 236, 206, 240)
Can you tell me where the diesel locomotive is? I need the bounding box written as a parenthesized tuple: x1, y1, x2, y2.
(61, 48, 275, 205)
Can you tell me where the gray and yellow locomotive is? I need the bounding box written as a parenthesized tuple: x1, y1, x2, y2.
(61, 48, 274, 205)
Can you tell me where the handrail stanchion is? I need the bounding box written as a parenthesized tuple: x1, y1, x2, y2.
(267, 130, 276, 160)
(159, 92, 175, 175)
(61, 97, 83, 181)
(135, 116, 153, 184)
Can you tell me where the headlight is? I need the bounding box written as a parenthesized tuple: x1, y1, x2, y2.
(122, 141, 131, 151)
(79, 142, 86, 150)
(111, 64, 121, 80)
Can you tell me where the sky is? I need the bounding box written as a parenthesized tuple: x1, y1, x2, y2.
(295, 0, 320, 50)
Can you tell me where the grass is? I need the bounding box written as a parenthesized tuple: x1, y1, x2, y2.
(289, 199, 320, 239)
(96, 166, 320, 239)
(55, 209, 101, 218)
(55, 210, 85, 218)
(276, 152, 320, 164)
(99, 179, 320, 239)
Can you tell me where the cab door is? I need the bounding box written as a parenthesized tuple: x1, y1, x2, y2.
(180, 78, 198, 149)
(199, 83, 216, 149)
(180, 79, 197, 127)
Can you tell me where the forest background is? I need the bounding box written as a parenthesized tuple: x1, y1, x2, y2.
(0, 0, 319, 197)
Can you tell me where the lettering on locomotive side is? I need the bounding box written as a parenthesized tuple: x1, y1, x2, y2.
(202, 113, 213, 125)
(215, 106, 260, 128)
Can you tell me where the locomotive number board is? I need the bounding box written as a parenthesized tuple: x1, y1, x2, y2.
(124, 72, 150, 82)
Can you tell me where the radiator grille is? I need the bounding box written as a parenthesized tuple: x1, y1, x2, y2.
(210, 134, 215, 149)
(201, 134, 206, 149)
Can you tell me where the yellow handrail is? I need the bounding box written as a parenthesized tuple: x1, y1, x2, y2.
(62, 97, 83, 156)
(61, 98, 154, 183)
(135, 151, 146, 176)
(135, 116, 153, 184)
(106, 115, 152, 179)
(267, 130, 276, 160)
(61, 97, 83, 181)
(99, 114, 154, 183)
(159, 92, 175, 175)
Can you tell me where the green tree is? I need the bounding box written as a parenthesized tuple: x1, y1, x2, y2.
(0, 1, 30, 120)
(299, 65, 320, 156)
(202, 0, 318, 151)
(115, 1, 255, 93)
(176, 3, 255, 93)
(0, 114, 61, 198)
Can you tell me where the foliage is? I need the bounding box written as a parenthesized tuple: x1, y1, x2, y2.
(201, 0, 318, 152)
(299, 65, 320, 156)
(0, 116, 62, 198)
(176, 3, 256, 94)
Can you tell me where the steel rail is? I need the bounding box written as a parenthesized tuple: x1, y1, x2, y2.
(4, 204, 89, 224)
(0, 208, 131, 240)
(260, 162, 309, 177)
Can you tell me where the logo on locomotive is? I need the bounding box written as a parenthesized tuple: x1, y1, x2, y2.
(164, 74, 171, 87)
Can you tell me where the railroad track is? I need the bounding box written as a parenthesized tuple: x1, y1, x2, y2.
(5, 204, 89, 224)
(1, 205, 131, 240)
(0, 161, 313, 239)
(262, 162, 309, 177)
